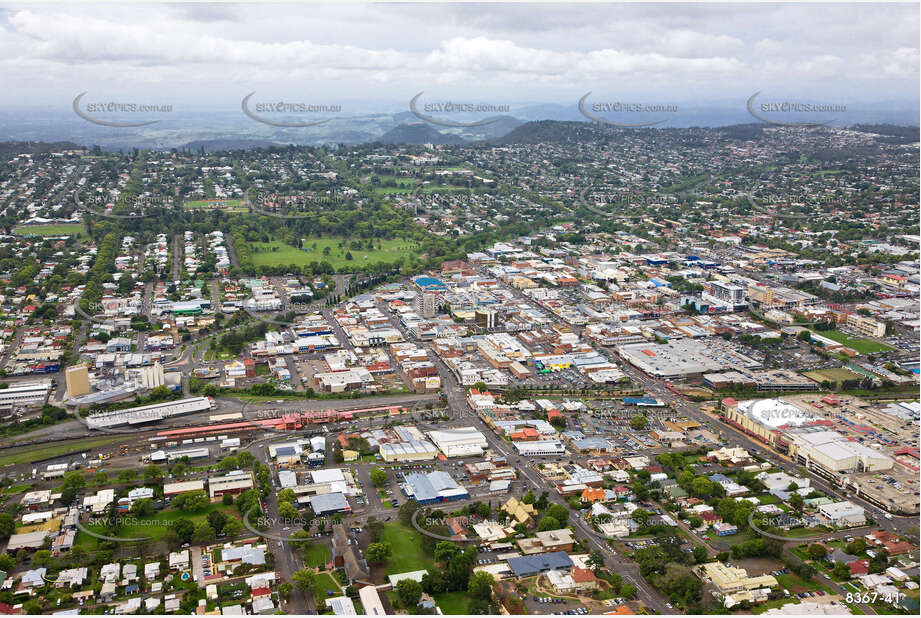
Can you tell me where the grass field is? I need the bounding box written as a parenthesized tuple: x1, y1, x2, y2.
(13, 223, 85, 236)
(803, 367, 863, 384)
(753, 598, 800, 614)
(1, 483, 32, 495)
(380, 522, 435, 573)
(313, 571, 341, 603)
(433, 591, 471, 614)
(776, 572, 831, 594)
(0, 436, 121, 466)
(184, 198, 246, 211)
(808, 329, 892, 354)
(75, 503, 239, 548)
(250, 237, 419, 270)
(302, 542, 331, 567)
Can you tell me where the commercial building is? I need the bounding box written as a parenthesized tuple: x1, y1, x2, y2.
(207, 471, 254, 498)
(427, 427, 488, 457)
(308, 492, 351, 515)
(699, 562, 777, 594)
(163, 480, 205, 497)
(0, 380, 52, 408)
(817, 501, 866, 527)
(401, 471, 468, 504)
(379, 439, 438, 462)
(617, 339, 760, 380)
(516, 529, 576, 554)
(786, 430, 893, 475)
(707, 281, 746, 305)
(512, 440, 566, 456)
(845, 313, 886, 338)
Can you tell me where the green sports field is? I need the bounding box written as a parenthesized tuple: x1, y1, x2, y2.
(808, 329, 891, 354)
(250, 237, 419, 270)
(13, 224, 85, 236)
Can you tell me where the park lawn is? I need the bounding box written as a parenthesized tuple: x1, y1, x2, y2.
(80, 503, 239, 543)
(302, 542, 331, 567)
(777, 526, 829, 538)
(13, 223, 86, 236)
(0, 436, 121, 466)
(250, 237, 419, 270)
(313, 571, 341, 603)
(184, 199, 246, 211)
(776, 573, 832, 594)
(808, 329, 892, 354)
(753, 598, 800, 614)
(433, 591, 471, 614)
(380, 522, 435, 573)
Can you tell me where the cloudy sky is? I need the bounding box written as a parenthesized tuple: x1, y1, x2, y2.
(0, 1, 917, 113)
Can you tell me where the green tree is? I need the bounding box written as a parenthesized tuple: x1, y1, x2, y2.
(630, 415, 648, 430)
(692, 545, 708, 564)
(586, 550, 605, 574)
(130, 498, 155, 517)
(832, 562, 852, 580)
(468, 571, 494, 601)
(538, 516, 561, 531)
(0, 514, 15, 540)
(807, 544, 829, 561)
(292, 569, 316, 595)
(369, 468, 388, 487)
(395, 579, 423, 608)
(366, 542, 392, 564)
(192, 521, 216, 544)
(221, 517, 243, 538)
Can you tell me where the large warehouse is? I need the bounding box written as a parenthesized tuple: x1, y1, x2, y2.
(786, 430, 893, 474)
(401, 471, 468, 504)
(379, 439, 438, 462)
(85, 396, 214, 429)
(427, 427, 488, 457)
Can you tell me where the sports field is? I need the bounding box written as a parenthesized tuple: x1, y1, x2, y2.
(808, 329, 891, 354)
(250, 237, 419, 270)
(13, 223, 85, 236)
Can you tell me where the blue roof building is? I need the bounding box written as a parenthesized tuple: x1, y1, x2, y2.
(507, 552, 573, 577)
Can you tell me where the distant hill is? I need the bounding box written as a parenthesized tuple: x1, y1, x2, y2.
(849, 123, 920, 144)
(179, 138, 282, 152)
(716, 124, 765, 140)
(376, 123, 467, 145)
(457, 115, 524, 141)
(0, 141, 82, 156)
(489, 120, 600, 144)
